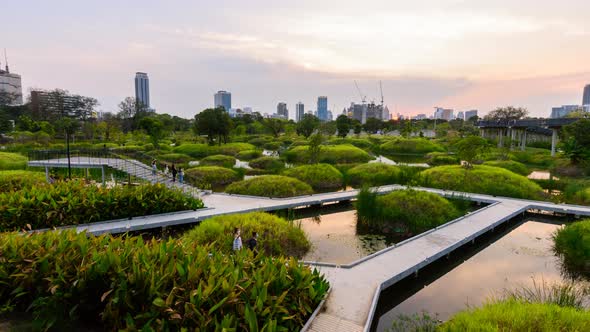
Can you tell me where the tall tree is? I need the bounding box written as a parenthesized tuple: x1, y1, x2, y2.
(117, 97, 149, 132)
(296, 114, 320, 138)
(454, 136, 490, 168)
(561, 119, 590, 164)
(263, 118, 285, 138)
(484, 106, 528, 123)
(363, 118, 382, 135)
(336, 114, 351, 138)
(139, 116, 165, 148)
(193, 107, 233, 145)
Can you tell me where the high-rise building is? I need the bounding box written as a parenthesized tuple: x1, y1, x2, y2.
(583, 84, 590, 106)
(214, 90, 231, 111)
(550, 105, 581, 118)
(317, 96, 328, 121)
(434, 107, 453, 121)
(465, 110, 478, 120)
(456, 111, 464, 120)
(295, 102, 304, 122)
(276, 102, 288, 119)
(349, 103, 367, 124)
(134, 72, 150, 109)
(0, 54, 23, 105)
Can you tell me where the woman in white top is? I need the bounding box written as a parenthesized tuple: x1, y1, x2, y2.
(233, 227, 242, 251)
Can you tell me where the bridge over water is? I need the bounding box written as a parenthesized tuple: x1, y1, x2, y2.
(28, 155, 590, 332)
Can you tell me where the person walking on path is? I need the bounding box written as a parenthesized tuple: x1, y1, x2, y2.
(247, 231, 258, 253)
(178, 168, 184, 184)
(151, 160, 157, 177)
(233, 227, 243, 251)
(171, 164, 178, 182)
(164, 164, 169, 176)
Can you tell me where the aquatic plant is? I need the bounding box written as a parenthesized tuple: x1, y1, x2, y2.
(347, 163, 403, 187)
(184, 166, 241, 188)
(553, 219, 590, 277)
(226, 175, 313, 198)
(236, 149, 262, 160)
(380, 138, 445, 155)
(283, 164, 343, 191)
(283, 144, 372, 164)
(249, 156, 285, 172)
(198, 154, 237, 168)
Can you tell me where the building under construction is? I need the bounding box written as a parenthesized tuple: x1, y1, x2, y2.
(348, 81, 389, 124)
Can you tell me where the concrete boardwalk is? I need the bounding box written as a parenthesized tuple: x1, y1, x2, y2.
(29, 157, 590, 331)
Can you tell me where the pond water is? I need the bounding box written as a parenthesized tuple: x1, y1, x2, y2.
(371, 215, 578, 332)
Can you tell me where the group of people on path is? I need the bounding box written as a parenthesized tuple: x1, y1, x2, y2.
(233, 227, 258, 253)
(151, 160, 184, 183)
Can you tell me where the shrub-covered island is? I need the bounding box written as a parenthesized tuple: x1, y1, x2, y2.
(184, 166, 242, 189)
(283, 164, 343, 191)
(553, 219, 590, 277)
(226, 175, 313, 198)
(347, 163, 403, 187)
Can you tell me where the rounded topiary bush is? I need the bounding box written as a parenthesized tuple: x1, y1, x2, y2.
(283, 145, 372, 164)
(199, 154, 236, 168)
(248, 137, 272, 147)
(183, 212, 310, 257)
(283, 164, 343, 191)
(158, 153, 193, 164)
(380, 138, 445, 155)
(173, 144, 210, 158)
(483, 160, 530, 176)
(210, 143, 256, 157)
(263, 141, 283, 151)
(184, 166, 241, 189)
(553, 219, 590, 277)
(0, 170, 47, 192)
(347, 163, 403, 187)
(249, 156, 284, 171)
(0, 152, 27, 170)
(419, 165, 544, 199)
(226, 175, 313, 198)
(439, 300, 590, 331)
(426, 152, 460, 166)
(325, 138, 373, 150)
(356, 189, 460, 234)
(236, 149, 262, 161)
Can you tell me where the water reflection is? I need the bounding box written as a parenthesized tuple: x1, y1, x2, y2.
(373, 217, 575, 332)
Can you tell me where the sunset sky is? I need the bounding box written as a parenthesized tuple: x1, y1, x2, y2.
(3, 0, 590, 118)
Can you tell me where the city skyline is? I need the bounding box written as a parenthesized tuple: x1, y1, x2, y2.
(2, 1, 590, 118)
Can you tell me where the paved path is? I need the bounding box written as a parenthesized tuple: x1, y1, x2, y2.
(30, 157, 590, 331)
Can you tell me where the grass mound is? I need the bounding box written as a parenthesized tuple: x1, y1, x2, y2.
(380, 138, 445, 155)
(439, 300, 590, 331)
(553, 219, 590, 277)
(183, 212, 310, 257)
(483, 160, 530, 176)
(419, 165, 544, 199)
(157, 153, 193, 164)
(0, 230, 329, 331)
(226, 175, 313, 198)
(249, 156, 284, 172)
(283, 145, 372, 164)
(211, 143, 256, 156)
(0, 152, 27, 170)
(347, 163, 403, 187)
(0, 170, 47, 192)
(236, 149, 262, 161)
(283, 164, 343, 191)
(184, 166, 241, 189)
(426, 152, 460, 166)
(325, 138, 373, 150)
(356, 188, 461, 234)
(172, 143, 210, 158)
(199, 154, 236, 168)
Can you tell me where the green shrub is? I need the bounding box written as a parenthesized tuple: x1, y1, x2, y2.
(183, 212, 310, 257)
(283, 164, 343, 191)
(563, 181, 590, 205)
(512, 148, 554, 168)
(325, 138, 373, 150)
(0, 182, 203, 231)
(93, 142, 119, 149)
(157, 153, 193, 164)
(380, 138, 445, 155)
(248, 137, 272, 147)
(356, 188, 461, 234)
(236, 149, 262, 161)
(173, 143, 210, 158)
(211, 143, 256, 157)
(184, 166, 241, 188)
(0, 231, 329, 331)
(426, 152, 460, 166)
(283, 145, 372, 164)
(0, 170, 47, 192)
(226, 175, 313, 197)
(483, 160, 530, 176)
(553, 219, 590, 277)
(111, 145, 145, 153)
(290, 139, 309, 147)
(347, 163, 403, 187)
(419, 165, 544, 199)
(249, 156, 284, 172)
(439, 300, 590, 331)
(0, 152, 27, 170)
(263, 141, 282, 151)
(199, 154, 237, 168)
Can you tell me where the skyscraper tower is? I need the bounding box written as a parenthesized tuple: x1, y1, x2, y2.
(134, 72, 150, 109)
(0, 49, 23, 105)
(214, 91, 231, 111)
(583, 84, 590, 106)
(296, 102, 305, 122)
(317, 96, 328, 121)
(276, 102, 288, 119)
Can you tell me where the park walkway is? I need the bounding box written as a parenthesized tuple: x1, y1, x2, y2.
(29, 157, 590, 331)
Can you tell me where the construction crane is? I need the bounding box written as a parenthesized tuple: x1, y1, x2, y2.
(379, 80, 384, 110)
(354, 80, 367, 105)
